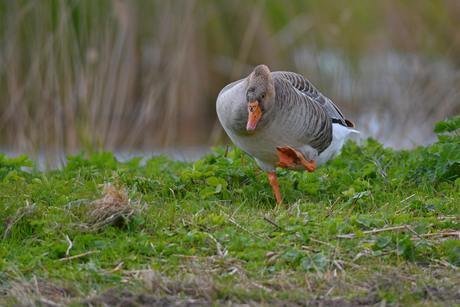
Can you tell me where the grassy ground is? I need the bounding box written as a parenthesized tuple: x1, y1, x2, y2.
(1, 118, 460, 306)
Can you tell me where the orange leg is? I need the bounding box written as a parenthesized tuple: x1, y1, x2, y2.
(267, 172, 282, 205)
(276, 146, 316, 172)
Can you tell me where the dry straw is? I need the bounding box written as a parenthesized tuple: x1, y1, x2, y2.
(85, 183, 134, 231)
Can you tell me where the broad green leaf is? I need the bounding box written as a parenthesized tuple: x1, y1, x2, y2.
(300, 253, 328, 271)
(433, 121, 448, 133)
(342, 187, 355, 196)
(414, 225, 428, 235)
(205, 177, 228, 187)
(282, 249, 300, 261)
(356, 216, 372, 228)
(376, 237, 390, 248)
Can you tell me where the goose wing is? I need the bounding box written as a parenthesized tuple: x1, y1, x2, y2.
(272, 71, 352, 127)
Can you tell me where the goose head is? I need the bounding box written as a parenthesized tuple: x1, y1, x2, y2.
(246, 65, 275, 133)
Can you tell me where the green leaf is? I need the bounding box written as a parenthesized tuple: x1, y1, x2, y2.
(199, 183, 224, 198)
(455, 178, 460, 187)
(205, 177, 228, 188)
(193, 160, 204, 170)
(441, 240, 460, 265)
(434, 116, 460, 134)
(300, 253, 328, 271)
(342, 187, 355, 196)
(282, 249, 300, 261)
(199, 187, 217, 198)
(372, 250, 383, 256)
(434, 121, 448, 133)
(397, 243, 405, 255)
(375, 237, 390, 248)
(356, 216, 372, 228)
(414, 225, 428, 235)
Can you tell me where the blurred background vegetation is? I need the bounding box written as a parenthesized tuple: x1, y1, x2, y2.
(1, 0, 459, 157)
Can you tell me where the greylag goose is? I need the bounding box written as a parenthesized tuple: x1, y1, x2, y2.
(216, 64, 358, 205)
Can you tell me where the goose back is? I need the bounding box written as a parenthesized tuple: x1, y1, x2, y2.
(272, 71, 350, 128)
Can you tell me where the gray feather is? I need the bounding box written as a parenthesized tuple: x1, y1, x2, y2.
(272, 71, 348, 127)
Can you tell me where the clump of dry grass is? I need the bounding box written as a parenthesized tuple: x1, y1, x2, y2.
(61, 182, 138, 232)
(85, 183, 134, 230)
(89, 183, 129, 219)
(67, 183, 136, 231)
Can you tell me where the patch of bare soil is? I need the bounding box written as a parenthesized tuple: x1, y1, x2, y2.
(77, 287, 379, 307)
(8, 284, 460, 307)
(80, 287, 209, 307)
(422, 286, 460, 302)
(5, 268, 460, 306)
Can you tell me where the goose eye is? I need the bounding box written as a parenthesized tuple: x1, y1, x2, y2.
(261, 93, 266, 99)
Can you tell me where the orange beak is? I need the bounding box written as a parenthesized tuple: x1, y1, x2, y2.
(247, 102, 262, 133)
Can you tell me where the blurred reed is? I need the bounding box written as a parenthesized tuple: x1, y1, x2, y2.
(0, 0, 459, 154)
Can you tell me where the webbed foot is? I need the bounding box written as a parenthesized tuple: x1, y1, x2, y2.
(276, 146, 316, 172)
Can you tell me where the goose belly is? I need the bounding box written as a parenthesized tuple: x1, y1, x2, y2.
(227, 123, 307, 167)
(227, 122, 355, 171)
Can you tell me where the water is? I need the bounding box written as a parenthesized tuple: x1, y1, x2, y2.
(2, 146, 213, 172)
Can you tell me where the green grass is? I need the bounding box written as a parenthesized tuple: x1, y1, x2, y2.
(1, 118, 460, 306)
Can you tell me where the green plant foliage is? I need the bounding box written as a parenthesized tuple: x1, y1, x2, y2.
(300, 253, 328, 271)
(0, 153, 35, 181)
(440, 240, 460, 266)
(65, 150, 126, 171)
(433, 115, 460, 134)
(1, 117, 460, 306)
(412, 116, 460, 182)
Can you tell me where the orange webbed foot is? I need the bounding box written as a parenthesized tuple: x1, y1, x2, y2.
(276, 146, 316, 172)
